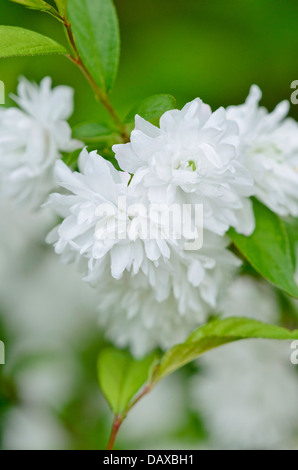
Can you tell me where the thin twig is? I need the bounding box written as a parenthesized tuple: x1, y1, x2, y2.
(124, 384, 152, 417)
(105, 384, 153, 450)
(106, 415, 123, 450)
(63, 19, 129, 141)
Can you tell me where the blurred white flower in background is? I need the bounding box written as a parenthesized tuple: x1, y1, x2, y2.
(227, 85, 298, 217)
(0, 202, 98, 354)
(15, 356, 80, 411)
(0, 202, 99, 449)
(191, 276, 298, 449)
(2, 407, 70, 450)
(0, 77, 82, 209)
(120, 376, 187, 448)
(219, 275, 280, 324)
(113, 99, 255, 236)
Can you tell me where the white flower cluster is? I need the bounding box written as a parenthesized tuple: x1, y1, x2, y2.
(0, 77, 82, 208)
(227, 86, 298, 217)
(114, 100, 255, 236)
(1, 79, 298, 356)
(46, 148, 240, 356)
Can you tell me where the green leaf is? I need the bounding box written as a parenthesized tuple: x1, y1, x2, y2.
(73, 122, 114, 143)
(97, 348, 156, 414)
(67, 0, 120, 92)
(54, 0, 67, 15)
(229, 199, 298, 298)
(10, 0, 53, 10)
(283, 217, 298, 270)
(0, 26, 67, 58)
(126, 94, 177, 123)
(62, 148, 81, 170)
(10, 0, 63, 20)
(154, 317, 298, 381)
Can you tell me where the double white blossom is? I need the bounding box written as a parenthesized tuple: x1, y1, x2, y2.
(113, 99, 255, 236)
(47, 148, 241, 356)
(227, 85, 298, 217)
(0, 77, 81, 209)
(47, 148, 177, 282)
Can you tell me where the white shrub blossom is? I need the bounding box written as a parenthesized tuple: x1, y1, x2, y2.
(5, 75, 296, 361)
(113, 99, 255, 236)
(47, 148, 241, 356)
(227, 85, 298, 217)
(0, 77, 82, 209)
(46, 148, 177, 282)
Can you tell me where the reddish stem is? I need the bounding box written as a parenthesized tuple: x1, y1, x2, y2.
(106, 415, 123, 450)
(105, 384, 153, 450)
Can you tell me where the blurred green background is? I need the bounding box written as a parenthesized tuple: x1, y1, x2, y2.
(1, 0, 298, 123)
(0, 0, 298, 450)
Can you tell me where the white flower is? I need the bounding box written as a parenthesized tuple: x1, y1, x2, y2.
(46, 148, 241, 356)
(46, 148, 176, 283)
(227, 85, 298, 217)
(96, 239, 240, 356)
(191, 277, 298, 449)
(113, 98, 255, 236)
(0, 77, 82, 209)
